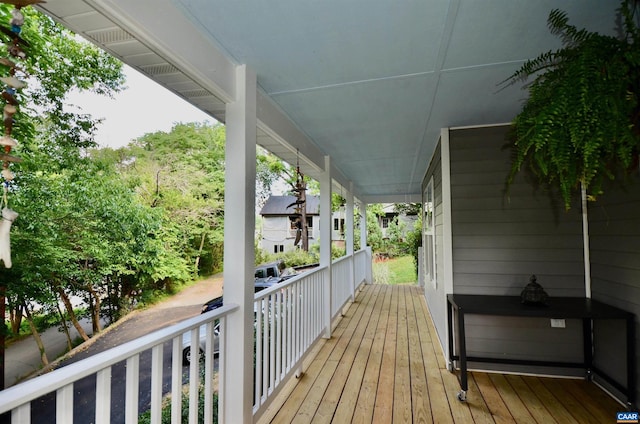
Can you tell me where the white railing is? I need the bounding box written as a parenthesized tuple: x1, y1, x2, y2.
(252, 266, 326, 419)
(354, 247, 372, 290)
(0, 304, 238, 424)
(0, 250, 373, 424)
(331, 255, 353, 320)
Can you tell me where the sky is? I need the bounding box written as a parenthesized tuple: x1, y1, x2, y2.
(66, 65, 214, 149)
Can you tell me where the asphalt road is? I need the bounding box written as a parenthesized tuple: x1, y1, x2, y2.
(2, 274, 224, 423)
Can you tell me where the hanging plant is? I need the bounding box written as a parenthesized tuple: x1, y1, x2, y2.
(505, 0, 640, 209)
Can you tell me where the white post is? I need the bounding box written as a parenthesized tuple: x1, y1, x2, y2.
(359, 202, 367, 251)
(359, 201, 369, 283)
(320, 156, 332, 338)
(346, 183, 355, 300)
(222, 64, 256, 424)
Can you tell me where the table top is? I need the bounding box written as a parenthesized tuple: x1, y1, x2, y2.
(447, 294, 634, 320)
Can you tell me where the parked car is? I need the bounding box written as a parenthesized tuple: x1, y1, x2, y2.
(201, 278, 284, 314)
(182, 321, 220, 365)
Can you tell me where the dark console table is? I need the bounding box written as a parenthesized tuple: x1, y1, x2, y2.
(447, 294, 636, 407)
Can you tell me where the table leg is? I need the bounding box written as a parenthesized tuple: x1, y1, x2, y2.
(457, 310, 467, 401)
(627, 317, 636, 408)
(447, 299, 454, 372)
(583, 318, 593, 380)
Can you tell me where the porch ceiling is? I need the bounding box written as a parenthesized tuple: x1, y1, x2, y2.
(37, 0, 619, 203)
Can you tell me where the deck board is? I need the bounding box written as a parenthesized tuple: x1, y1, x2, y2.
(260, 284, 624, 423)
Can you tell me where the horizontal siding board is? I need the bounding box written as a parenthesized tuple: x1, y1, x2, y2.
(453, 260, 584, 276)
(452, 221, 582, 236)
(453, 248, 584, 262)
(453, 235, 582, 250)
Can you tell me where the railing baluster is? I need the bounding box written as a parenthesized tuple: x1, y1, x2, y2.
(204, 320, 215, 424)
(56, 384, 73, 423)
(12, 403, 30, 423)
(254, 298, 263, 408)
(171, 337, 182, 423)
(125, 355, 139, 424)
(150, 344, 163, 424)
(188, 327, 199, 424)
(96, 368, 111, 424)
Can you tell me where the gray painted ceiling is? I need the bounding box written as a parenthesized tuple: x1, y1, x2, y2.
(38, 0, 621, 202)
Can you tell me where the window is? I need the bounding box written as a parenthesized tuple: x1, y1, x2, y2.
(306, 217, 313, 228)
(423, 177, 436, 288)
(382, 217, 389, 228)
(273, 244, 283, 253)
(334, 218, 339, 230)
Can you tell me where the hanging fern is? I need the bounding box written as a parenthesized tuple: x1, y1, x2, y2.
(505, 0, 640, 209)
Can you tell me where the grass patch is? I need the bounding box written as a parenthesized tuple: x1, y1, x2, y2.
(373, 255, 416, 285)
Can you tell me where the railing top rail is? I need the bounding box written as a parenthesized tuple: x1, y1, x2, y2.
(0, 303, 239, 414)
(254, 265, 327, 300)
(332, 255, 351, 266)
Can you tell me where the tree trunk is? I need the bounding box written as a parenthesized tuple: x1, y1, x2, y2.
(56, 287, 90, 342)
(56, 302, 73, 351)
(195, 232, 206, 271)
(86, 285, 102, 334)
(9, 300, 22, 335)
(22, 302, 48, 366)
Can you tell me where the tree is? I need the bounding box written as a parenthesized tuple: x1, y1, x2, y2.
(0, 4, 124, 385)
(111, 122, 227, 277)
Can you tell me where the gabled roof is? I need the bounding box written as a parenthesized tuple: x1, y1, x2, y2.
(260, 195, 320, 216)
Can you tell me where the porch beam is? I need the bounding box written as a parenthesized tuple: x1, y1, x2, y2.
(222, 64, 257, 424)
(320, 156, 332, 338)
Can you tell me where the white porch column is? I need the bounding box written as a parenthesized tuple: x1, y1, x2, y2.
(346, 183, 355, 300)
(222, 64, 256, 424)
(359, 202, 367, 251)
(359, 201, 370, 283)
(320, 156, 332, 338)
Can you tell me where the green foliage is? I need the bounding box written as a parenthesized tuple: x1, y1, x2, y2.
(404, 214, 423, 276)
(138, 375, 218, 423)
(505, 0, 640, 209)
(271, 248, 318, 267)
(373, 256, 416, 285)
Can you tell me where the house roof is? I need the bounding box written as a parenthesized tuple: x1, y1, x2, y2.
(260, 195, 320, 216)
(36, 1, 620, 203)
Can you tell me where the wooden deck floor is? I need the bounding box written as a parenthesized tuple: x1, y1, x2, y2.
(257, 284, 623, 424)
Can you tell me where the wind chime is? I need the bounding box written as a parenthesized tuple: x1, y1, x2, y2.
(0, 0, 43, 267)
(287, 151, 307, 249)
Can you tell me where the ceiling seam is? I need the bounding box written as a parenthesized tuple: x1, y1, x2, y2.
(267, 71, 434, 97)
(408, 0, 461, 194)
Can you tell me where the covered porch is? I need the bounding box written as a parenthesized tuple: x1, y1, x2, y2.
(260, 284, 621, 424)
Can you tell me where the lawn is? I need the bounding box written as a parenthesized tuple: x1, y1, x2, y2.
(373, 255, 416, 285)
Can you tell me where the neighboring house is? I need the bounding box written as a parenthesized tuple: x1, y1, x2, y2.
(260, 195, 357, 252)
(377, 203, 419, 239)
(259, 195, 320, 254)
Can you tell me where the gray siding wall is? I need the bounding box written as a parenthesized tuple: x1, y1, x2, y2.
(449, 125, 587, 373)
(589, 175, 640, 406)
